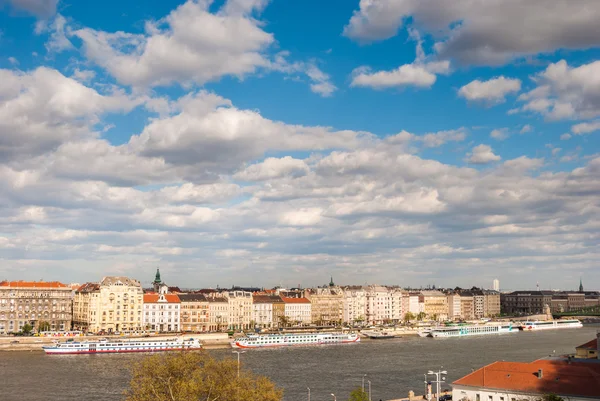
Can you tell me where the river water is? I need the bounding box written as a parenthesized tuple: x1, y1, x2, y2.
(1, 325, 598, 401)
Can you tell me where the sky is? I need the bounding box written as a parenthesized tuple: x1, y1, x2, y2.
(0, 0, 599, 290)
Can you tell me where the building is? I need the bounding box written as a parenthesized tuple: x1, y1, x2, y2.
(492, 279, 499, 292)
(282, 297, 311, 326)
(366, 285, 391, 325)
(305, 287, 344, 325)
(482, 290, 501, 317)
(342, 286, 367, 325)
(500, 291, 554, 315)
(447, 294, 462, 320)
(575, 337, 598, 359)
(459, 293, 475, 320)
(389, 288, 404, 322)
(452, 358, 600, 401)
(224, 290, 253, 330)
(0, 281, 72, 334)
(179, 293, 209, 332)
(206, 296, 228, 331)
(73, 276, 143, 333)
(473, 292, 485, 319)
(142, 289, 181, 332)
(420, 290, 448, 321)
(252, 294, 275, 329)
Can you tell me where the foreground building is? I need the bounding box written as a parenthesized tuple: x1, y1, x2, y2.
(452, 358, 600, 401)
(0, 281, 72, 334)
(73, 276, 143, 333)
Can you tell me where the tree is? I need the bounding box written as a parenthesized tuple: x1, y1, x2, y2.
(38, 321, 51, 332)
(417, 312, 426, 321)
(541, 395, 564, 401)
(348, 387, 369, 401)
(404, 312, 415, 322)
(21, 324, 33, 335)
(124, 351, 283, 401)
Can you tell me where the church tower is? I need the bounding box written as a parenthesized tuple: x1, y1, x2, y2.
(153, 268, 162, 293)
(579, 277, 584, 293)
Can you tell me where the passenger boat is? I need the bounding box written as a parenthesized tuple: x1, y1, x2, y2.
(365, 331, 396, 339)
(231, 332, 360, 349)
(521, 319, 583, 331)
(42, 337, 202, 355)
(428, 323, 517, 338)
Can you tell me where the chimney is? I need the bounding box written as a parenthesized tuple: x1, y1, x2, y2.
(538, 369, 543, 379)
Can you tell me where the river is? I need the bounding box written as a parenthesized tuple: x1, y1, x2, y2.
(1, 325, 597, 401)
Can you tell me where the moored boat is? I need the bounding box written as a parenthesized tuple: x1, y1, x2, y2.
(231, 332, 360, 349)
(365, 331, 396, 339)
(43, 337, 202, 355)
(520, 319, 582, 331)
(429, 323, 517, 338)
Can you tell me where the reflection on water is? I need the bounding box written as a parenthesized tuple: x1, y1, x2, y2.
(1, 325, 597, 401)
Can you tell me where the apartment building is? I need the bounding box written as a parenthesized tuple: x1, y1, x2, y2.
(282, 297, 311, 326)
(179, 293, 209, 332)
(223, 290, 253, 330)
(366, 285, 392, 324)
(0, 281, 72, 334)
(206, 296, 228, 331)
(142, 289, 181, 333)
(419, 290, 448, 321)
(252, 294, 275, 328)
(342, 286, 367, 325)
(305, 287, 344, 325)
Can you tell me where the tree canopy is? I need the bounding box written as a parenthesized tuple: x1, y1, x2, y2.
(348, 387, 369, 401)
(124, 351, 283, 401)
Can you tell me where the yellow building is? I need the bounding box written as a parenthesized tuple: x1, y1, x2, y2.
(179, 293, 209, 332)
(73, 276, 143, 333)
(419, 290, 448, 321)
(305, 287, 344, 325)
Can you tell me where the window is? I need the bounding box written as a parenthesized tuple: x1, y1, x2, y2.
(476, 395, 480, 401)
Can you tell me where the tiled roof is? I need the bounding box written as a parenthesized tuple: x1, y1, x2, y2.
(178, 293, 207, 302)
(453, 359, 600, 398)
(253, 295, 284, 303)
(0, 280, 69, 289)
(77, 282, 100, 292)
(143, 294, 180, 303)
(281, 297, 310, 304)
(576, 338, 597, 351)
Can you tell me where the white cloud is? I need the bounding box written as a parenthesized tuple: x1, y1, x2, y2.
(343, 0, 600, 65)
(560, 133, 572, 141)
(418, 129, 466, 148)
(74, 0, 274, 88)
(458, 77, 521, 104)
(490, 128, 509, 141)
(35, 14, 73, 53)
(271, 53, 337, 97)
(7, 0, 58, 18)
(350, 62, 447, 89)
(571, 120, 600, 135)
(8, 57, 19, 65)
(518, 60, 600, 120)
(520, 124, 533, 134)
(466, 144, 501, 164)
(234, 157, 309, 181)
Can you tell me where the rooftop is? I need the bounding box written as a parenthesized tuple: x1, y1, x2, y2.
(576, 338, 598, 351)
(0, 280, 69, 289)
(143, 294, 180, 303)
(281, 297, 310, 304)
(453, 359, 600, 398)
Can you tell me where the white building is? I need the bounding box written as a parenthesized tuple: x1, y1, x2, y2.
(447, 294, 462, 320)
(342, 286, 367, 325)
(366, 285, 391, 324)
(282, 297, 311, 325)
(389, 288, 404, 322)
(492, 279, 500, 292)
(142, 288, 181, 332)
(224, 290, 253, 330)
(252, 295, 274, 328)
(452, 359, 600, 401)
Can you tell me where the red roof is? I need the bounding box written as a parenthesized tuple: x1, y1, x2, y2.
(576, 338, 598, 350)
(143, 294, 180, 303)
(281, 297, 311, 304)
(0, 280, 69, 289)
(453, 359, 600, 398)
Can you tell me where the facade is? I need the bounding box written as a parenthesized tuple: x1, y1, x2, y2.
(282, 297, 311, 325)
(179, 293, 209, 332)
(342, 286, 367, 325)
(460, 293, 475, 320)
(447, 294, 462, 320)
(252, 295, 275, 328)
(366, 285, 391, 324)
(224, 290, 253, 330)
(305, 287, 344, 325)
(389, 288, 404, 322)
(206, 296, 229, 331)
(73, 276, 143, 333)
(420, 290, 448, 321)
(0, 281, 72, 334)
(473, 292, 485, 319)
(142, 289, 181, 332)
(482, 290, 501, 317)
(500, 291, 554, 315)
(452, 359, 600, 401)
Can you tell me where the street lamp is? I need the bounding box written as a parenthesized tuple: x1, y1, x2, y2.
(307, 387, 310, 401)
(427, 369, 447, 401)
(362, 374, 367, 392)
(368, 380, 372, 401)
(331, 394, 336, 401)
(232, 350, 246, 378)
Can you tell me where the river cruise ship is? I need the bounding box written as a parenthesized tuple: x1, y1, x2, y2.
(428, 323, 516, 338)
(43, 337, 202, 355)
(521, 319, 583, 331)
(231, 332, 360, 348)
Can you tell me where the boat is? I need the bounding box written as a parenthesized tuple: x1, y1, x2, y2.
(417, 329, 432, 337)
(520, 319, 583, 331)
(231, 332, 360, 348)
(42, 337, 202, 355)
(365, 331, 396, 339)
(428, 323, 517, 338)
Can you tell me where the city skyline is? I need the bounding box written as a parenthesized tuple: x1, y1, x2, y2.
(0, 0, 599, 288)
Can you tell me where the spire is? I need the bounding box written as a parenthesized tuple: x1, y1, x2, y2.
(579, 277, 583, 293)
(154, 267, 161, 284)
(329, 276, 334, 287)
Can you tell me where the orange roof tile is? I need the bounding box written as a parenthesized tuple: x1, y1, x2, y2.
(0, 280, 69, 289)
(576, 338, 597, 351)
(281, 297, 311, 304)
(453, 359, 600, 398)
(143, 294, 180, 303)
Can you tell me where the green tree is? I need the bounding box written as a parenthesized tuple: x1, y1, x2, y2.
(38, 321, 51, 332)
(417, 312, 426, 321)
(404, 312, 415, 322)
(124, 351, 282, 401)
(21, 324, 33, 335)
(348, 387, 369, 401)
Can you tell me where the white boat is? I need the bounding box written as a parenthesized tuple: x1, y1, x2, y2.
(43, 337, 202, 355)
(521, 319, 583, 331)
(231, 332, 360, 349)
(417, 329, 432, 337)
(429, 323, 517, 338)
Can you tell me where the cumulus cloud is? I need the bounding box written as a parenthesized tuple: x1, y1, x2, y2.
(571, 120, 600, 135)
(458, 77, 521, 104)
(234, 157, 309, 181)
(466, 144, 501, 164)
(518, 60, 600, 120)
(74, 0, 274, 88)
(343, 0, 600, 65)
(490, 128, 510, 141)
(520, 124, 533, 134)
(5, 0, 58, 18)
(34, 14, 73, 53)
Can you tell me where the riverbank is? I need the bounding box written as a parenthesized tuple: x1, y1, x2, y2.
(0, 333, 231, 351)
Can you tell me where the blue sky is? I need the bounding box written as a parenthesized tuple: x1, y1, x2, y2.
(0, 0, 599, 290)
